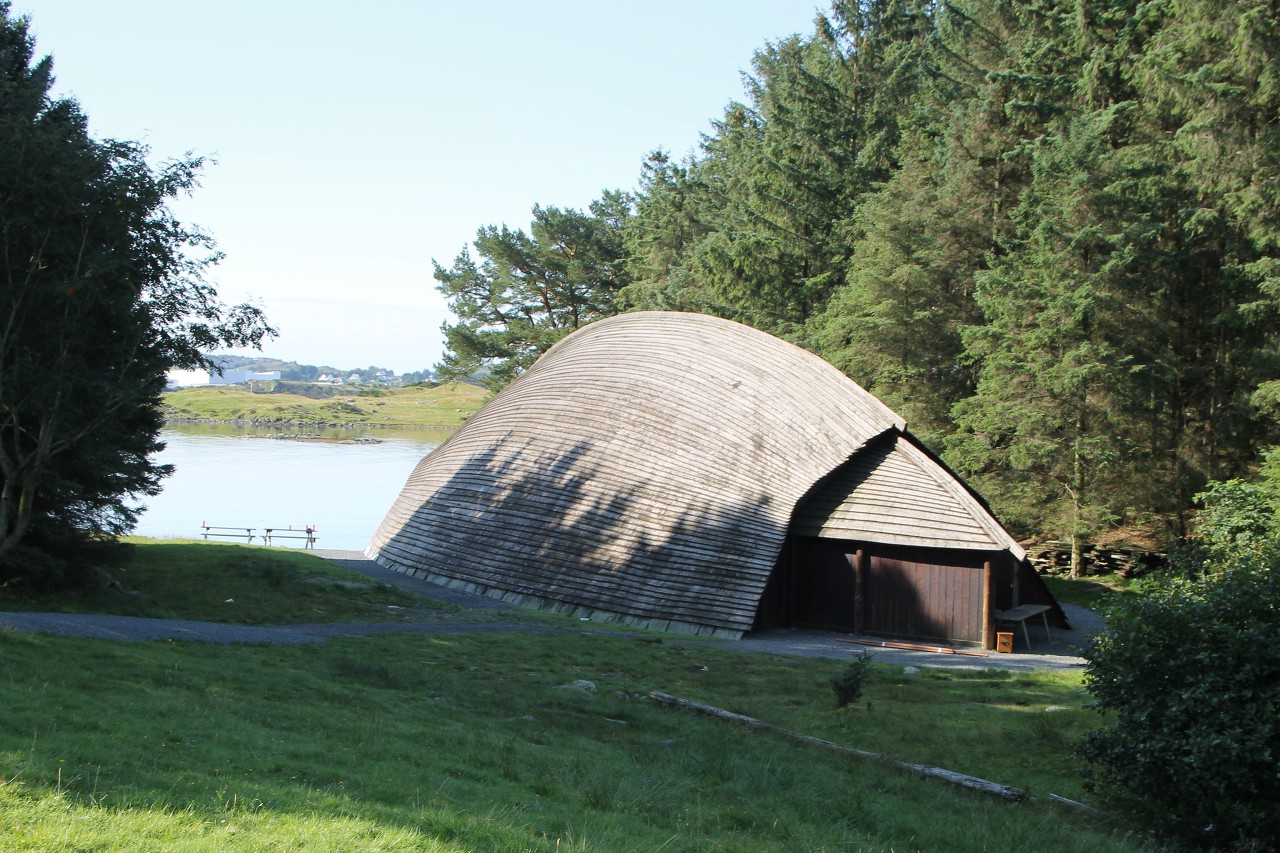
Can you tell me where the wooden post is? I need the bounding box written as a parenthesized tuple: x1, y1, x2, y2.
(783, 539, 793, 624)
(982, 560, 993, 650)
(853, 549, 865, 633)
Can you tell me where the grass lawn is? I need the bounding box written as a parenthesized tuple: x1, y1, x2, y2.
(0, 541, 1156, 851)
(1042, 573, 1140, 612)
(0, 540, 459, 625)
(162, 382, 488, 429)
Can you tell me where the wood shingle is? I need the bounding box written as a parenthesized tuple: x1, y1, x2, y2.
(367, 311, 1055, 643)
(367, 312, 903, 636)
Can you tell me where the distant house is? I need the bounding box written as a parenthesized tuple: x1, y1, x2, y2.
(165, 368, 211, 388)
(367, 312, 1064, 645)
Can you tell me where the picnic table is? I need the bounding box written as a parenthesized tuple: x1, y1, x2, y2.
(994, 604, 1052, 650)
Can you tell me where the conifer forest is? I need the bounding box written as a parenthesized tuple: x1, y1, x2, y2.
(435, 0, 1280, 551)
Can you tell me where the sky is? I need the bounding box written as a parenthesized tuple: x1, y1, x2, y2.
(17, 1, 826, 373)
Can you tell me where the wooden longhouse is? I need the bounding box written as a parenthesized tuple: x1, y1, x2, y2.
(367, 311, 1064, 645)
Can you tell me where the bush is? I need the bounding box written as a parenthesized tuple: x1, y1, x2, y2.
(1179, 479, 1279, 569)
(1080, 559, 1280, 847)
(831, 652, 875, 708)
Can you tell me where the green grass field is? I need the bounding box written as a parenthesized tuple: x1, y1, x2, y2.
(162, 382, 488, 428)
(0, 542, 1156, 851)
(0, 540, 462, 625)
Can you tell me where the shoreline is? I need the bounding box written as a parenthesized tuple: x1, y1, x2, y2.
(162, 416, 460, 431)
(161, 381, 486, 432)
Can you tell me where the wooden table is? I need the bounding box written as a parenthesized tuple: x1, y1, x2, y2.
(994, 604, 1052, 650)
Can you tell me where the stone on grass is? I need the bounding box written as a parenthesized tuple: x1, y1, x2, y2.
(301, 577, 375, 591)
(558, 679, 597, 694)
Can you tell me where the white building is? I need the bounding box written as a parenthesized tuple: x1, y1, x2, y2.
(165, 368, 211, 388)
(164, 368, 281, 388)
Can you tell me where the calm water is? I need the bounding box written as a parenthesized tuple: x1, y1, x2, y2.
(131, 423, 449, 552)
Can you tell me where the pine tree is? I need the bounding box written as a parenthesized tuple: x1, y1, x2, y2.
(948, 114, 1143, 570)
(810, 0, 1088, 443)
(434, 195, 632, 389)
(620, 150, 736, 318)
(949, 0, 1280, 548)
(1133, 0, 1280, 510)
(625, 1, 932, 338)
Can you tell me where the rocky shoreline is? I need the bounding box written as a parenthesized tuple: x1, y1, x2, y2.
(162, 416, 454, 431)
(247, 433, 382, 444)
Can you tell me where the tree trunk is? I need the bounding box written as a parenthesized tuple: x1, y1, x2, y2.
(1070, 412, 1085, 579)
(0, 474, 37, 563)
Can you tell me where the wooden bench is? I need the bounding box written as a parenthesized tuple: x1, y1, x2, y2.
(994, 604, 1052, 651)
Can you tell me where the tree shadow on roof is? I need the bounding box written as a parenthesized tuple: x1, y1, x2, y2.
(373, 435, 789, 634)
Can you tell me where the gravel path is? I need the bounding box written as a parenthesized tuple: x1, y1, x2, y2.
(725, 602, 1103, 673)
(0, 549, 1104, 671)
(0, 550, 554, 646)
(0, 611, 570, 645)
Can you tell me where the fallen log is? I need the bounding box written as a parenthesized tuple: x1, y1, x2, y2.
(837, 638, 990, 657)
(648, 691, 1026, 802)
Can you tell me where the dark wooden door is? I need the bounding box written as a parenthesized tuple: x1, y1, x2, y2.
(862, 554, 985, 643)
(788, 539, 857, 631)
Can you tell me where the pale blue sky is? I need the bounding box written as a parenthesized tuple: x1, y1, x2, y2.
(18, 1, 824, 372)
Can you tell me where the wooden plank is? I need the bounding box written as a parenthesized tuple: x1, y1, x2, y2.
(853, 549, 864, 632)
(792, 433, 1023, 556)
(367, 312, 904, 635)
(369, 311, 1030, 641)
(649, 692, 1026, 802)
(982, 561, 993, 649)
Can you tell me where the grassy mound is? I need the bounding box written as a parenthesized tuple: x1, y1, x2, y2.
(0, 540, 455, 625)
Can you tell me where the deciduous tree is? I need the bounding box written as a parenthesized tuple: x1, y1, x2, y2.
(0, 5, 273, 583)
(1082, 479, 1280, 847)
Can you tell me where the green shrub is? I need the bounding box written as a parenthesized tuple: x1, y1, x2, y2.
(831, 651, 874, 708)
(1080, 559, 1280, 848)
(1177, 479, 1279, 569)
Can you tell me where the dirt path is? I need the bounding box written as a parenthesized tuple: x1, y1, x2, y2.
(0, 549, 1102, 672)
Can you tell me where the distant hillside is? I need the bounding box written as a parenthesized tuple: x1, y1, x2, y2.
(162, 382, 487, 428)
(209, 355, 436, 385)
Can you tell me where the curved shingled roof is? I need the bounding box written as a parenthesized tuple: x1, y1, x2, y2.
(790, 433, 1027, 559)
(367, 311, 904, 636)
